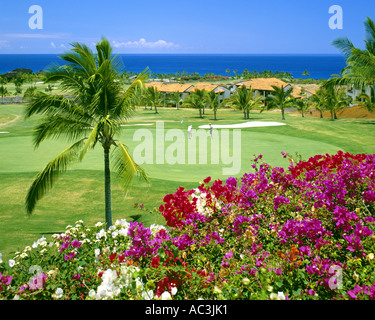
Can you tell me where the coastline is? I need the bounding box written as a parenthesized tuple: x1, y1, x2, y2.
(0, 53, 346, 79)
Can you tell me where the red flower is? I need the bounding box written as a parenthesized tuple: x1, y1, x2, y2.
(118, 254, 126, 263)
(151, 256, 160, 268)
(203, 176, 211, 184)
(109, 252, 117, 262)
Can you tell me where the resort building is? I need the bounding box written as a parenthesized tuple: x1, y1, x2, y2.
(234, 77, 292, 99)
(347, 84, 373, 103)
(145, 82, 194, 107)
(185, 83, 231, 101)
(291, 88, 316, 99)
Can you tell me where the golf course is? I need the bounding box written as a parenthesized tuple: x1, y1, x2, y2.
(1, 101, 374, 261)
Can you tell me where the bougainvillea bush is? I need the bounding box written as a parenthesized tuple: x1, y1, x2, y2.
(1, 150, 375, 300)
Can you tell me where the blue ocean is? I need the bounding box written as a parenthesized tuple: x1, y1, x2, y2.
(0, 54, 346, 79)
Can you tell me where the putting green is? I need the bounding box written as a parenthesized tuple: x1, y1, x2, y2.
(0, 129, 343, 183)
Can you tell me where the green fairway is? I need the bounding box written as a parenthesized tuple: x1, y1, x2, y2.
(1, 103, 375, 260)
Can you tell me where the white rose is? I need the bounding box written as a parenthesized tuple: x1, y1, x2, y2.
(171, 286, 178, 296)
(55, 288, 64, 299)
(161, 291, 172, 300)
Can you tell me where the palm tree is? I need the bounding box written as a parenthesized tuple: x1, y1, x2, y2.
(324, 84, 351, 121)
(326, 17, 375, 102)
(170, 91, 181, 109)
(14, 77, 24, 95)
(0, 85, 8, 104)
(205, 91, 222, 121)
(184, 89, 207, 118)
(228, 85, 263, 120)
(310, 88, 327, 118)
(265, 85, 294, 120)
(294, 99, 310, 117)
(24, 38, 149, 228)
(302, 70, 310, 77)
(143, 86, 162, 113)
(355, 92, 375, 112)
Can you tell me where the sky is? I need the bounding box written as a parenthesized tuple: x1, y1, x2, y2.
(0, 0, 374, 54)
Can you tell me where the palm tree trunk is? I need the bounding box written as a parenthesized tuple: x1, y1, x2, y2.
(104, 147, 112, 228)
(330, 110, 334, 121)
(199, 108, 202, 118)
(282, 108, 285, 120)
(214, 110, 217, 120)
(247, 109, 250, 119)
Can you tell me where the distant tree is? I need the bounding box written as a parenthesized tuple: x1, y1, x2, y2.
(14, 77, 24, 95)
(227, 85, 263, 120)
(170, 91, 182, 109)
(266, 85, 294, 120)
(45, 84, 53, 93)
(0, 85, 8, 104)
(241, 69, 249, 79)
(184, 89, 207, 118)
(205, 91, 223, 120)
(294, 98, 310, 117)
(143, 86, 163, 113)
(310, 88, 327, 118)
(324, 84, 351, 121)
(302, 70, 310, 77)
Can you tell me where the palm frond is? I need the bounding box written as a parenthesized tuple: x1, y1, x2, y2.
(60, 42, 97, 75)
(111, 140, 149, 192)
(364, 17, 375, 50)
(32, 115, 92, 148)
(79, 121, 101, 160)
(112, 68, 149, 120)
(332, 37, 354, 57)
(25, 139, 86, 214)
(25, 94, 91, 121)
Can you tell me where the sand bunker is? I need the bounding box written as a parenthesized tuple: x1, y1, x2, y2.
(198, 121, 286, 129)
(0, 132, 9, 134)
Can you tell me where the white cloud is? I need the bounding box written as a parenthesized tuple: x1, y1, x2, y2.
(112, 38, 177, 49)
(51, 42, 66, 49)
(0, 40, 10, 48)
(3, 33, 66, 39)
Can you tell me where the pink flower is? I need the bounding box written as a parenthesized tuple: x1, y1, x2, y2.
(71, 239, 82, 248)
(64, 252, 77, 261)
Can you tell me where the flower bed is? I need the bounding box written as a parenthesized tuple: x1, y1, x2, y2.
(1, 150, 375, 300)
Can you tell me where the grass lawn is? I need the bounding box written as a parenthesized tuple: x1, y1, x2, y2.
(1, 103, 375, 260)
